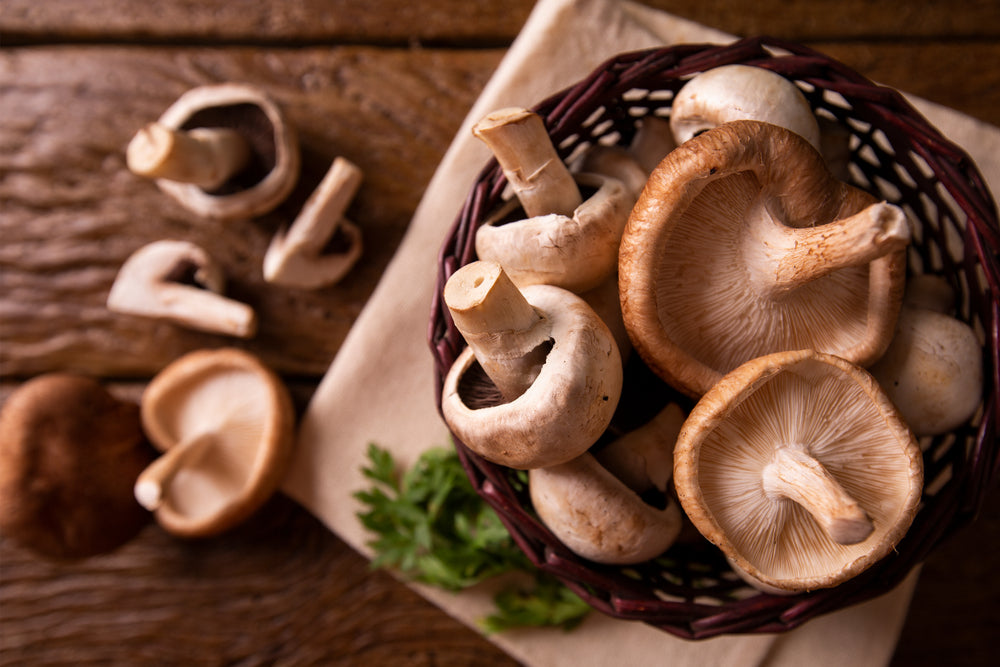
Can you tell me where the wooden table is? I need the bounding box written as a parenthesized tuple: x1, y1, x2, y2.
(2, 2, 998, 664)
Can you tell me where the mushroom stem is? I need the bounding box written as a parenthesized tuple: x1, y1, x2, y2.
(762, 445, 874, 545)
(134, 432, 215, 511)
(444, 260, 552, 401)
(473, 108, 582, 218)
(750, 200, 910, 298)
(595, 403, 684, 494)
(628, 115, 677, 174)
(127, 122, 251, 191)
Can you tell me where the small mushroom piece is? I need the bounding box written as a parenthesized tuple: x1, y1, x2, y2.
(0, 374, 154, 559)
(472, 107, 632, 293)
(619, 120, 909, 397)
(107, 239, 257, 338)
(135, 348, 295, 538)
(263, 156, 364, 289)
(673, 349, 923, 594)
(669, 64, 821, 150)
(441, 260, 623, 470)
(126, 83, 300, 220)
(594, 402, 685, 494)
(573, 115, 678, 201)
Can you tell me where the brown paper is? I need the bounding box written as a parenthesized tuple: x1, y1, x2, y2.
(281, 0, 999, 664)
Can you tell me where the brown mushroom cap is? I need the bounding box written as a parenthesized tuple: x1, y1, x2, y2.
(619, 120, 909, 397)
(673, 349, 923, 593)
(137, 348, 295, 538)
(0, 374, 154, 559)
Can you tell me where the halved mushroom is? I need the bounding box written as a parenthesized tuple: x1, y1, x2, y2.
(263, 156, 364, 289)
(135, 347, 295, 537)
(673, 349, 923, 594)
(472, 107, 632, 293)
(126, 83, 300, 220)
(107, 239, 257, 338)
(619, 120, 910, 397)
(441, 260, 622, 470)
(0, 374, 154, 559)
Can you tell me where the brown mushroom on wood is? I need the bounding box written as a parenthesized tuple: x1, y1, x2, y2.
(0, 374, 154, 559)
(620, 120, 910, 397)
(135, 348, 295, 538)
(107, 239, 257, 338)
(673, 349, 923, 594)
(441, 260, 622, 470)
(126, 83, 300, 220)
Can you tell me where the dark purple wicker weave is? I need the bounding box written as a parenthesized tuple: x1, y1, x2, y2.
(428, 37, 1000, 639)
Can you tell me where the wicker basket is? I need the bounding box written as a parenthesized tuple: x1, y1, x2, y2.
(429, 37, 999, 639)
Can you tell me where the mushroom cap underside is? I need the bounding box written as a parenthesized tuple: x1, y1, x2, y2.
(674, 350, 923, 592)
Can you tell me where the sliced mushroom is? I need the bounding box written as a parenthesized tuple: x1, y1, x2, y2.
(0, 374, 154, 559)
(619, 120, 910, 397)
(107, 239, 257, 338)
(126, 83, 300, 220)
(263, 156, 364, 289)
(673, 349, 923, 594)
(135, 348, 295, 537)
(472, 107, 632, 293)
(670, 64, 821, 150)
(441, 260, 622, 470)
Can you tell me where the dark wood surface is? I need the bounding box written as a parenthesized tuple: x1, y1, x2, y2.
(1, 2, 998, 664)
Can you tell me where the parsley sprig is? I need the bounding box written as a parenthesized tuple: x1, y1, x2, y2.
(355, 443, 590, 632)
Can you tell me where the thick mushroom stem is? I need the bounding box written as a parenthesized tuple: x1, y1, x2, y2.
(762, 445, 874, 545)
(595, 403, 684, 493)
(473, 107, 582, 218)
(444, 261, 552, 401)
(127, 122, 251, 191)
(133, 432, 215, 511)
(747, 200, 911, 299)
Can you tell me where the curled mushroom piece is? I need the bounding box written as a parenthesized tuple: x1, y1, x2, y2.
(619, 120, 910, 397)
(674, 349, 923, 594)
(126, 84, 300, 220)
(0, 374, 154, 559)
(107, 239, 257, 338)
(135, 348, 295, 537)
(263, 156, 364, 289)
(472, 107, 632, 293)
(441, 260, 622, 469)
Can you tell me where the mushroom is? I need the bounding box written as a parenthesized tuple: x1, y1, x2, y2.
(263, 156, 364, 289)
(669, 64, 821, 150)
(471, 107, 633, 293)
(0, 374, 154, 559)
(673, 349, 923, 594)
(619, 120, 910, 397)
(440, 260, 622, 469)
(135, 347, 295, 537)
(107, 239, 257, 338)
(126, 83, 300, 220)
(572, 115, 678, 200)
(869, 275, 984, 436)
(594, 402, 685, 494)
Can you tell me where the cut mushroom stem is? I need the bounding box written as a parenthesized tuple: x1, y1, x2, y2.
(762, 445, 874, 545)
(473, 107, 581, 218)
(134, 432, 215, 511)
(444, 260, 551, 401)
(127, 122, 251, 191)
(748, 201, 910, 298)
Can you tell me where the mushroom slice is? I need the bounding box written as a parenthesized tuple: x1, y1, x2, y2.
(619, 120, 909, 397)
(135, 348, 295, 537)
(673, 349, 923, 594)
(669, 64, 821, 150)
(441, 261, 622, 470)
(0, 374, 154, 559)
(472, 107, 632, 293)
(127, 83, 300, 220)
(107, 239, 257, 338)
(263, 156, 364, 289)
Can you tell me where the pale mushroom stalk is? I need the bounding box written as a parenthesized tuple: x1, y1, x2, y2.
(126, 122, 251, 191)
(628, 115, 677, 174)
(762, 445, 873, 545)
(473, 107, 582, 218)
(134, 432, 216, 511)
(444, 260, 552, 401)
(594, 402, 684, 494)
